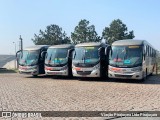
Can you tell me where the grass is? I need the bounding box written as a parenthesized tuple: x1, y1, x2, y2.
(0, 68, 18, 73)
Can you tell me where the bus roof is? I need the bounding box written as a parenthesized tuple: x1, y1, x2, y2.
(112, 39, 156, 50)
(112, 39, 146, 46)
(49, 44, 74, 49)
(75, 42, 107, 47)
(24, 45, 50, 51)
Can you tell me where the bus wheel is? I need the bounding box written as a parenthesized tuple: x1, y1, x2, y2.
(141, 71, 146, 82)
(144, 69, 148, 81)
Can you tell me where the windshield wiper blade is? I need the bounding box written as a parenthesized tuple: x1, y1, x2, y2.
(132, 57, 141, 67)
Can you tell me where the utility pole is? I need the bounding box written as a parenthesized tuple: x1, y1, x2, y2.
(19, 35, 23, 51)
(13, 42, 17, 69)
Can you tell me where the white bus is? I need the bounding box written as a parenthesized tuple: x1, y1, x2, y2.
(108, 39, 157, 80)
(17, 45, 49, 77)
(44, 44, 74, 77)
(72, 42, 110, 78)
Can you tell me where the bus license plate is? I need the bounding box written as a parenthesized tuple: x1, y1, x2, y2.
(51, 72, 62, 75)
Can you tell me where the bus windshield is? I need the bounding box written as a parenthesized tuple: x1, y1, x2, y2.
(45, 48, 68, 66)
(19, 50, 39, 66)
(110, 45, 143, 67)
(73, 46, 99, 66)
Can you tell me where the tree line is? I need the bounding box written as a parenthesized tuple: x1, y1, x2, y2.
(32, 19, 135, 45)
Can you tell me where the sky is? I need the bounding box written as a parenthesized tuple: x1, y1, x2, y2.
(0, 0, 160, 54)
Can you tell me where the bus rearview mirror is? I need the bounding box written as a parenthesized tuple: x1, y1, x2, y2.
(98, 47, 102, 56)
(105, 47, 108, 55)
(67, 49, 74, 59)
(41, 51, 47, 59)
(16, 50, 22, 64)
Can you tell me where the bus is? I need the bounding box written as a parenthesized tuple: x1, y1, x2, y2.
(108, 39, 157, 80)
(45, 44, 74, 77)
(72, 42, 110, 78)
(17, 45, 49, 77)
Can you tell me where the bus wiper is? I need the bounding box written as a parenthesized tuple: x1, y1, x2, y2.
(132, 57, 141, 67)
(30, 59, 37, 66)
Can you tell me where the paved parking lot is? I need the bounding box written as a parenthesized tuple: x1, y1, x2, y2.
(0, 72, 160, 119)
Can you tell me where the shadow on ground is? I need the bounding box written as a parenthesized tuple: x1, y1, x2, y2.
(26, 75, 77, 80)
(21, 73, 160, 85)
(0, 68, 17, 73)
(77, 74, 160, 85)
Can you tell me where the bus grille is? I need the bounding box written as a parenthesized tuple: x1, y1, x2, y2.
(77, 71, 92, 75)
(115, 74, 133, 78)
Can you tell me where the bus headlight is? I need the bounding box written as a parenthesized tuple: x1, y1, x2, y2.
(30, 66, 38, 71)
(109, 66, 113, 71)
(93, 64, 100, 70)
(60, 65, 68, 71)
(131, 67, 142, 72)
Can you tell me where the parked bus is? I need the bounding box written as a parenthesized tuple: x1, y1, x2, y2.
(108, 39, 157, 80)
(17, 45, 49, 77)
(45, 44, 74, 77)
(72, 42, 110, 78)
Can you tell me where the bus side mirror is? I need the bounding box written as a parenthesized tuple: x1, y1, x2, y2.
(105, 47, 107, 55)
(67, 49, 74, 59)
(72, 51, 76, 59)
(98, 47, 102, 57)
(105, 46, 111, 56)
(41, 51, 47, 59)
(16, 50, 22, 64)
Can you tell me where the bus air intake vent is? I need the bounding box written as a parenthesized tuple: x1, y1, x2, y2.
(115, 74, 133, 78)
(77, 71, 92, 75)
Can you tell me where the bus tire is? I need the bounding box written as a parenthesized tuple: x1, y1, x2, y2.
(141, 70, 146, 81)
(144, 69, 148, 81)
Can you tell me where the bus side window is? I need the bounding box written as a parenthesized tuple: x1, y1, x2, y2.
(149, 46, 150, 57)
(149, 47, 151, 57)
(150, 47, 151, 57)
(145, 45, 147, 57)
(147, 46, 149, 57)
(143, 45, 146, 60)
(154, 50, 156, 57)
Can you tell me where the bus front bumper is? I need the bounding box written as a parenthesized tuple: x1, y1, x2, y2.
(19, 65, 38, 75)
(72, 69, 100, 77)
(108, 70, 143, 80)
(45, 66, 68, 76)
(45, 70, 68, 76)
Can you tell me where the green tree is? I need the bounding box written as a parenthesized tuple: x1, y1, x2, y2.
(71, 19, 101, 44)
(102, 19, 135, 45)
(32, 24, 70, 45)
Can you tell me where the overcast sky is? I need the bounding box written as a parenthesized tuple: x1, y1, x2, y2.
(0, 0, 160, 54)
